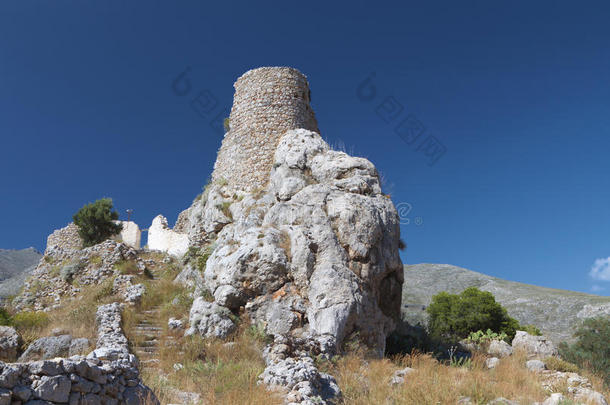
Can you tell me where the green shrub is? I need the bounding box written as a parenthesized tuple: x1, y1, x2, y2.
(183, 245, 215, 272)
(0, 308, 12, 325)
(12, 311, 50, 331)
(114, 260, 140, 275)
(465, 329, 508, 345)
(426, 287, 520, 343)
(60, 261, 83, 283)
(559, 316, 610, 386)
(73, 198, 122, 247)
(223, 117, 230, 132)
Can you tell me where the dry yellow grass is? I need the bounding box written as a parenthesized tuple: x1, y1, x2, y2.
(118, 259, 281, 405)
(331, 351, 549, 405)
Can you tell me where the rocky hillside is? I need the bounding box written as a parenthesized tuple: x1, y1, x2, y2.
(401, 263, 610, 344)
(0, 247, 41, 298)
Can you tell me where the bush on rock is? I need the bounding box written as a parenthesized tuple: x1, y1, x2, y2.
(73, 198, 122, 247)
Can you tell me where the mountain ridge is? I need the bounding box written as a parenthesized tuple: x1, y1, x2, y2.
(401, 263, 610, 344)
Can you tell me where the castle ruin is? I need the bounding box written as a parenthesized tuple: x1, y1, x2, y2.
(211, 67, 319, 191)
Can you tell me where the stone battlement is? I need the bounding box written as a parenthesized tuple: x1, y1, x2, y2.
(212, 67, 319, 191)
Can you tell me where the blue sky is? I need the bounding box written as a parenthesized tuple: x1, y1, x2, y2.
(1, 1, 609, 295)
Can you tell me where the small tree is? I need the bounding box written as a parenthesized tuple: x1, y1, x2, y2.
(426, 287, 520, 343)
(73, 198, 122, 247)
(559, 316, 610, 386)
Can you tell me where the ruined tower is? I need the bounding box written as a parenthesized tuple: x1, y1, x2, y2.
(211, 67, 319, 191)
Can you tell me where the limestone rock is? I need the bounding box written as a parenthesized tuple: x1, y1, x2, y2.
(185, 298, 236, 339)
(173, 264, 206, 297)
(168, 318, 184, 330)
(33, 375, 71, 402)
(19, 335, 73, 362)
(390, 367, 415, 384)
(487, 339, 513, 358)
(512, 331, 558, 358)
(485, 357, 500, 369)
(187, 129, 402, 356)
(572, 388, 608, 405)
(69, 338, 90, 356)
(0, 326, 21, 362)
(526, 359, 546, 372)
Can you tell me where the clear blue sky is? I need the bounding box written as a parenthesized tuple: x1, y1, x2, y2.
(1, 1, 609, 295)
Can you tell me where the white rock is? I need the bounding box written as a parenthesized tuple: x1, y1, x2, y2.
(485, 357, 500, 369)
(526, 359, 546, 372)
(487, 340, 513, 358)
(185, 298, 236, 339)
(512, 331, 558, 358)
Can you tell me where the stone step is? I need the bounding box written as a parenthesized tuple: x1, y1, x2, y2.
(135, 325, 162, 331)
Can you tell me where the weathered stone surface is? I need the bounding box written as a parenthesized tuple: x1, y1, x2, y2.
(185, 298, 236, 339)
(167, 318, 184, 330)
(211, 67, 319, 192)
(33, 375, 71, 402)
(390, 367, 415, 385)
(485, 357, 500, 369)
(69, 338, 90, 356)
(123, 384, 159, 405)
(512, 331, 558, 358)
(19, 335, 73, 362)
(191, 129, 402, 356)
(0, 326, 21, 362)
(177, 69, 402, 404)
(526, 359, 546, 372)
(148, 215, 189, 257)
(487, 340, 513, 358)
(541, 393, 566, 405)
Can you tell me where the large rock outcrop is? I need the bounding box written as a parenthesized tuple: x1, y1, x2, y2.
(180, 129, 403, 356)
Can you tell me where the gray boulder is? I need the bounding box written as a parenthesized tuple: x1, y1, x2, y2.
(512, 331, 558, 358)
(390, 367, 415, 384)
(32, 375, 71, 402)
(19, 335, 73, 361)
(193, 129, 403, 356)
(0, 326, 21, 362)
(185, 298, 236, 339)
(485, 357, 500, 369)
(487, 339, 513, 358)
(69, 337, 90, 356)
(526, 359, 546, 372)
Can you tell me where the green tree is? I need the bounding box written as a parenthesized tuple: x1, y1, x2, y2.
(426, 287, 520, 342)
(73, 198, 122, 247)
(559, 316, 610, 386)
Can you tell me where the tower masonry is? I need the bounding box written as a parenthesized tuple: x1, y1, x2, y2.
(211, 67, 319, 191)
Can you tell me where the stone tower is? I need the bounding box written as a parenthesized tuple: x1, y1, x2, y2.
(211, 67, 319, 191)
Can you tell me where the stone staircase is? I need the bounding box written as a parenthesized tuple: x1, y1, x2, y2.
(133, 306, 163, 369)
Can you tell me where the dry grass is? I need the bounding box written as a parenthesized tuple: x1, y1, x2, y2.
(146, 328, 282, 405)
(118, 260, 281, 405)
(330, 350, 549, 405)
(13, 277, 116, 349)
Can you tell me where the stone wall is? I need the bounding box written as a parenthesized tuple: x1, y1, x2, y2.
(115, 221, 141, 250)
(0, 303, 158, 404)
(147, 215, 189, 257)
(211, 67, 319, 191)
(45, 223, 82, 253)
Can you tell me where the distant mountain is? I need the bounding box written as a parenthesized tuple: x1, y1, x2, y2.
(401, 263, 610, 344)
(0, 248, 42, 299)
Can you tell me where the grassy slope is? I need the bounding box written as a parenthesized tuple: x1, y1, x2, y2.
(401, 263, 610, 344)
